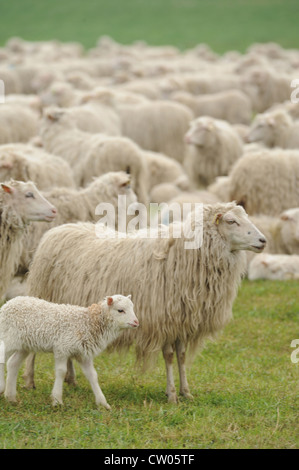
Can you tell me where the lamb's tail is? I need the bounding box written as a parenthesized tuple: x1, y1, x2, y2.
(0, 341, 5, 394)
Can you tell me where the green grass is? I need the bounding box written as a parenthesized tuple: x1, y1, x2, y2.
(0, 280, 298, 449)
(1, 0, 299, 53)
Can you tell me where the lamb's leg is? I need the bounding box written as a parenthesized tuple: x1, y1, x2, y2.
(162, 343, 178, 403)
(5, 350, 28, 402)
(175, 339, 193, 399)
(23, 352, 36, 389)
(51, 356, 68, 406)
(78, 357, 111, 410)
(64, 358, 77, 386)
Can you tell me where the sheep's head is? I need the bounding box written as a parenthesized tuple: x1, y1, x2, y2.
(104, 295, 139, 329)
(246, 110, 291, 146)
(184, 117, 217, 148)
(42, 106, 75, 130)
(213, 204, 266, 253)
(0, 180, 57, 223)
(280, 207, 299, 254)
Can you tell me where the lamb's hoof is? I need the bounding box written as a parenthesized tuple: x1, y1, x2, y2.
(52, 396, 64, 407)
(167, 393, 178, 404)
(5, 395, 17, 404)
(23, 378, 36, 390)
(98, 402, 111, 411)
(64, 377, 77, 387)
(180, 391, 194, 400)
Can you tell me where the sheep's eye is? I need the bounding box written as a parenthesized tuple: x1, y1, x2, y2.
(118, 309, 124, 313)
(227, 220, 236, 225)
(25, 192, 35, 198)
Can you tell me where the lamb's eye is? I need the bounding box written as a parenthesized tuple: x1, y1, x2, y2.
(118, 309, 124, 313)
(227, 220, 236, 225)
(25, 192, 35, 198)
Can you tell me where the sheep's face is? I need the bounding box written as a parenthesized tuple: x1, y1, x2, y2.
(106, 295, 139, 330)
(42, 107, 75, 130)
(185, 118, 217, 147)
(215, 205, 266, 252)
(280, 208, 299, 254)
(247, 115, 275, 146)
(1, 180, 57, 223)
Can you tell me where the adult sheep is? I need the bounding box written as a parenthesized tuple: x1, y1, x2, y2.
(39, 107, 149, 204)
(0, 180, 57, 299)
(0, 104, 39, 145)
(228, 149, 299, 216)
(26, 202, 266, 402)
(0, 144, 76, 190)
(184, 117, 243, 187)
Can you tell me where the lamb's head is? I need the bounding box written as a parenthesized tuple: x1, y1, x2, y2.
(213, 203, 266, 253)
(280, 207, 299, 254)
(0, 180, 57, 223)
(88, 171, 137, 205)
(104, 295, 139, 330)
(247, 110, 292, 146)
(184, 117, 217, 148)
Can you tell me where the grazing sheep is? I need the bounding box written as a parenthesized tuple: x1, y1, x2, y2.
(40, 107, 149, 203)
(26, 202, 266, 402)
(116, 100, 194, 162)
(184, 117, 243, 187)
(0, 144, 76, 190)
(246, 109, 299, 149)
(0, 104, 39, 144)
(0, 180, 57, 299)
(18, 171, 137, 273)
(0, 295, 139, 408)
(248, 253, 299, 280)
(228, 149, 299, 215)
(171, 89, 252, 125)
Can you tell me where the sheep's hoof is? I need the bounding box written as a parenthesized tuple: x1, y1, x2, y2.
(167, 393, 178, 404)
(5, 395, 18, 404)
(52, 397, 64, 407)
(180, 390, 194, 400)
(23, 377, 36, 390)
(98, 402, 111, 411)
(64, 377, 77, 387)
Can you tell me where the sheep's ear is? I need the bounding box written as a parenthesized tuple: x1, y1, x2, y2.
(261, 260, 268, 267)
(127, 294, 132, 300)
(280, 213, 290, 221)
(107, 296, 114, 306)
(0, 162, 13, 169)
(213, 213, 223, 225)
(45, 109, 61, 121)
(1, 183, 14, 194)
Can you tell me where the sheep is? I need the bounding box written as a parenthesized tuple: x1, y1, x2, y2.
(246, 109, 299, 149)
(171, 89, 252, 125)
(228, 149, 299, 215)
(184, 117, 243, 187)
(0, 104, 39, 144)
(207, 176, 232, 202)
(0, 295, 139, 408)
(26, 202, 266, 402)
(0, 144, 76, 190)
(149, 175, 191, 204)
(0, 180, 57, 299)
(248, 254, 299, 281)
(115, 100, 194, 162)
(18, 171, 137, 273)
(143, 150, 190, 191)
(40, 107, 149, 204)
(160, 190, 219, 224)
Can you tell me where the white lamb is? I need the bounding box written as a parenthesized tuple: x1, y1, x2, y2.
(0, 295, 139, 409)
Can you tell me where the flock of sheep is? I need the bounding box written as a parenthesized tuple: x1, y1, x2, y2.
(0, 36, 298, 408)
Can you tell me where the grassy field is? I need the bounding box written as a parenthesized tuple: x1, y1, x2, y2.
(0, 280, 298, 449)
(1, 0, 299, 52)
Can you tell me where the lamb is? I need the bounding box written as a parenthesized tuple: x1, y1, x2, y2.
(171, 89, 252, 125)
(40, 107, 149, 204)
(246, 109, 299, 149)
(0, 180, 57, 299)
(248, 254, 299, 280)
(184, 117, 243, 187)
(0, 144, 76, 190)
(115, 100, 194, 162)
(228, 149, 299, 215)
(0, 295, 139, 408)
(18, 171, 137, 273)
(0, 104, 39, 144)
(26, 202, 266, 402)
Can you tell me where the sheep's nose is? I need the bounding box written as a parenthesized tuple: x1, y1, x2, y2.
(51, 207, 57, 215)
(133, 319, 139, 327)
(259, 237, 266, 244)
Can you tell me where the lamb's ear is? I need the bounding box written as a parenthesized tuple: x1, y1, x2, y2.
(107, 296, 114, 306)
(127, 294, 132, 300)
(213, 213, 223, 225)
(45, 108, 62, 121)
(1, 183, 14, 194)
(280, 212, 290, 221)
(0, 162, 13, 170)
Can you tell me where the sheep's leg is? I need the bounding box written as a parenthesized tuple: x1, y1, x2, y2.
(51, 356, 68, 406)
(5, 350, 28, 402)
(0, 364, 5, 394)
(78, 357, 111, 410)
(162, 343, 178, 403)
(23, 352, 36, 389)
(175, 339, 193, 399)
(64, 358, 77, 386)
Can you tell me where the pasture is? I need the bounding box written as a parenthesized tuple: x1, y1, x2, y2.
(0, 0, 298, 451)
